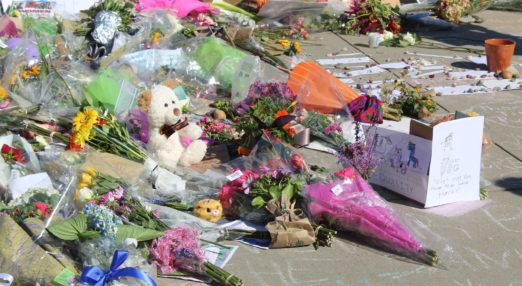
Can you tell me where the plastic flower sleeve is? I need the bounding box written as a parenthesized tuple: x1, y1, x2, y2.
(217, 133, 309, 224)
(303, 167, 439, 265)
(1, 165, 80, 286)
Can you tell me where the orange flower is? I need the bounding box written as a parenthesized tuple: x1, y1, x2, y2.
(274, 109, 289, 119)
(66, 134, 85, 151)
(237, 146, 251, 156)
(287, 127, 296, 137)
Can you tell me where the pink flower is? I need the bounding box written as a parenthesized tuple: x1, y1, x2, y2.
(219, 169, 259, 212)
(335, 167, 357, 180)
(150, 226, 204, 274)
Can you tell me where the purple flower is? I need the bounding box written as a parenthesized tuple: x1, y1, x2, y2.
(324, 123, 342, 135)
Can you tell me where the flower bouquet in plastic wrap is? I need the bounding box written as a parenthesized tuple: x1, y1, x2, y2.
(216, 132, 336, 249)
(0, 150, 82, 286)
(150, 225, 243, 286)
(303, 167, 439, 266)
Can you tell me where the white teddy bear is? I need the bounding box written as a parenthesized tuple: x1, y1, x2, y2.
(146, 85, 207, 170)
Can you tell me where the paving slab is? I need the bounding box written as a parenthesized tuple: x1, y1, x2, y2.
(434, 91, 522, 160)
(220, 189, 522, 286)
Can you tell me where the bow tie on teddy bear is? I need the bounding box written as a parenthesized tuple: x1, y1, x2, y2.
(159, 117, 189, 139)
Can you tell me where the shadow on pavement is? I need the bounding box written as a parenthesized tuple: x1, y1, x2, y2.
(414, 22, 522, 56)
(494, 177, 522, 193)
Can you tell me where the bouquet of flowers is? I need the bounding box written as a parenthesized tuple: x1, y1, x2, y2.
(329, 0, 401, 35)
(2, 188, 60, 223)
(197, 115, 239, 145)
(304, 167, 439, 265)
(234, 81, 298, 149)
(301, 110, 349, 149)
(150, 226, 243, 286)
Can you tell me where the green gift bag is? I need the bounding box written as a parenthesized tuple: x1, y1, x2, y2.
(195, 37, 246, 89)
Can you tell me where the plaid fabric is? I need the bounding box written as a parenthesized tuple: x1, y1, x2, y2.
(348, 95, 384, 124)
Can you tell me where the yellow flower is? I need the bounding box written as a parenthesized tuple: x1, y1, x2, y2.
(0, 86, 7, 100)
(152, 32, 162, 45)
(276, 39, 290, 49)
(86, 167, 97, 177)
(79, 172, 93, 187)
(293, 41, 302, 54)
(72, 108, 98, 146)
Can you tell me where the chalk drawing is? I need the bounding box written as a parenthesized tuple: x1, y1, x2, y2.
(481, 206, 522, 233)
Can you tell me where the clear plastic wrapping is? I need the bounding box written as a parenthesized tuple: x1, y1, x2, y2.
(303, 167, 440, 265)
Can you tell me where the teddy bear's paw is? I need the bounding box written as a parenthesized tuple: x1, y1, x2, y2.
(179, 140, 207, 166)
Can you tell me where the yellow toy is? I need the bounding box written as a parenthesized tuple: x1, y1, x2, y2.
(194, 199, 223, 223)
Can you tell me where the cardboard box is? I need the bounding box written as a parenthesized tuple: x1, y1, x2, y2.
(370, 115, 484, 207)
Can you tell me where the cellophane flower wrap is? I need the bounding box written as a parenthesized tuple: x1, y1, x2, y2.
(303, 167, 438, 265)
(218, 133, 308, 223)
(150, 225, 205, 274)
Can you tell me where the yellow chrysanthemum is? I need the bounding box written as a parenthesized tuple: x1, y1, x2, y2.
(276, 39, 290, 49)
(293, 41, 302, 54)
(0, 86, 8, 100)
(79, 172, 93, 187)
(86, 167, 97, 177)
(72, 108, 98, 146)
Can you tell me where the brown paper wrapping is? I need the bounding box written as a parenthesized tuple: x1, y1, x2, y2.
(0, 215, 71, 286)
(265, 199, 316, 248)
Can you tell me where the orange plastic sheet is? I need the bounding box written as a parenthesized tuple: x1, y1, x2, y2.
(287, 61, 359, 113)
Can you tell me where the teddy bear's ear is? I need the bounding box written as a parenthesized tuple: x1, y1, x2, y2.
(137, 90, 152, 113)
(163, 79, 178, 89)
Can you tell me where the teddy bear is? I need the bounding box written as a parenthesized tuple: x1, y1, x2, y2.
(141, 84, 207, 170)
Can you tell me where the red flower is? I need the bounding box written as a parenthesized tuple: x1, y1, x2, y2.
(1, 144, 25, 163)
(66, 134, 85, 151)
(33, 202, 51, 218)
(290, 154, 305, 170)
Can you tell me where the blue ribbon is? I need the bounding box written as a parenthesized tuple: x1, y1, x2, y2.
(80, 250, 157, 286)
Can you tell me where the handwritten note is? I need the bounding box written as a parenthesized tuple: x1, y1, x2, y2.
(425, 116, 483, 207)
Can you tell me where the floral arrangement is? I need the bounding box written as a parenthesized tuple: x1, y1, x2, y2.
(437, 0, 471, 23)
(305, 167, 438, 265)
(150, 226, 243, 286)
(339, 134, 381, 181)
(301, 110, 348, 149)
(83, 203, 123, 238)
(235, 81, 298, 148)
(2, 188, 60, 223)
(380, 32, 420, 47)
(383, 82, 438, 120)
(1, 144, 26, 163)
(29, 107, 149, 162)
(197, 116, 239, 145)
(334, 0, 401, 35)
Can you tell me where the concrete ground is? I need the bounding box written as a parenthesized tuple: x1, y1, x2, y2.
(158, 10, 522, 286)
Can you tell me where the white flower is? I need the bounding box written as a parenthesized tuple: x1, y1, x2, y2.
(380, 31, 394, 42)
(77, 187, 94, 202)
(403, 33, 416, 46)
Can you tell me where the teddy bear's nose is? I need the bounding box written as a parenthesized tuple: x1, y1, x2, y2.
(173, 108, 181, 116)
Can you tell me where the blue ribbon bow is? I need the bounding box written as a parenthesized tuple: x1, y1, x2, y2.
(81, 250, 157, 286)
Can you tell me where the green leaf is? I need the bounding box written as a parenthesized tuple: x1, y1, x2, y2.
(251, 196, 266, 209)
(268, 186, 281, 200)
(47, 214, 88, 240)
(78, 230, 101, 240)
(115, 225, 164, 242)
(281, 184, 294, 201)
